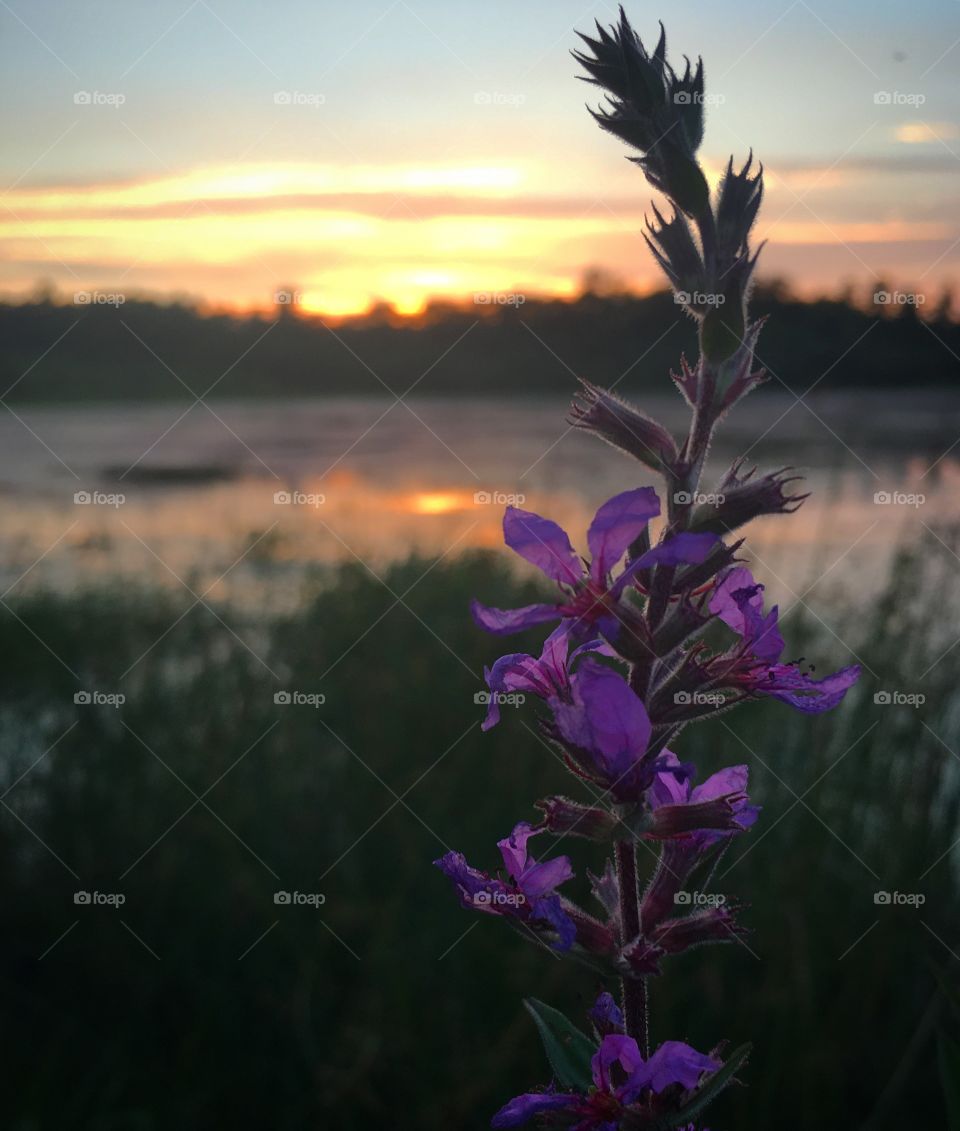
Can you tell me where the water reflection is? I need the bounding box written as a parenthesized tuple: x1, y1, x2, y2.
(0, 392, 956, 610)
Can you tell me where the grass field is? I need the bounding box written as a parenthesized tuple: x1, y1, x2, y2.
(1, 531, 958, 1129)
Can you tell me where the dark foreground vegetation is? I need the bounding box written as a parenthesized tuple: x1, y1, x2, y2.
(1, 535, 959, 1129)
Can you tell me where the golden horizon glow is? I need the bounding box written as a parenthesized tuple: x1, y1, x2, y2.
(1, 156, 956, 313)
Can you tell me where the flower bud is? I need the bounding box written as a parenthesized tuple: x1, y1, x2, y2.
(570, 380, 679, 472)
(650, 903, 747, 953)
(639, 792, 749, 839)
(574, 12, 710, 218)
(688, 460, 807, 536)
(536, 795, 620, 841)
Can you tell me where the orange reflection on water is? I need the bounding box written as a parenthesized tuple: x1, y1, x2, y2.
(406, 490, 476, 515)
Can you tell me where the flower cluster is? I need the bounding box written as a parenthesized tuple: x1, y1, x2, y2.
(434, 10, 861, 1128)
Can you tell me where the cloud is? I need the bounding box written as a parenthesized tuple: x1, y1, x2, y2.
(893, 122, 960, 144)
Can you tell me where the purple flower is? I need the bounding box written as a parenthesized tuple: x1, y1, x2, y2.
(708, 566, 860, 712)
(547, 658, 687, 801)
(481, 624, 614, 731)
(434, 823, 576, 951)
(471, 488, 718, 640)
(645, 750, 759, 846)
(491, 1032, 720, 1128)
(588, 991, 624, 1036)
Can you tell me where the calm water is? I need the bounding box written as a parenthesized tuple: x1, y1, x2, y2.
(0, 390, 957, 609)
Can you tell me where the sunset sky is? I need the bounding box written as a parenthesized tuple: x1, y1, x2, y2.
(2, 0, 959, 314)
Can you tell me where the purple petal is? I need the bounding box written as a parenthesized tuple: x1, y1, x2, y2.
(647, 749, 689, 809)
(498, 822, 536, 880)
(764, 663, 861, 713)
(470, 599, 560, 636)
(587, 487, 660, 582)
(710, 567, 785, 662)
(592, 1033, 643, 1093)
(628, 1040, 720, 1095)
(531, 893, 577, 951)
(554, 660, 650, 779)
(691, 764, 749, 804)
(615, 531, 719, 594)
(434, 851, 490, 907)
(521, 854, 574, 899)
(491, 1091, 577, 1128)
(503, 507, 584, 586)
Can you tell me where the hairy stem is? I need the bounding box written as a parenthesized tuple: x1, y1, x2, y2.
(616, 839, 649, 1057)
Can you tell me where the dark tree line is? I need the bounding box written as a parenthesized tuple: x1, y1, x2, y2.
(1, 282, 957, 402)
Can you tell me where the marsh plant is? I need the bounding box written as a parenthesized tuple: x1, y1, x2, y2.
(436, 10, 860, 1129)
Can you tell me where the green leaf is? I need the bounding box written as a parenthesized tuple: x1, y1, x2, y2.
(651, 1042, 751, 1130)
(522, 998, 596, 1092)
(938, 1030, 960, 1130)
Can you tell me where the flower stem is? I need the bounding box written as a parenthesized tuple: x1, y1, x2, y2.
(615, 839, 649, 1057)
